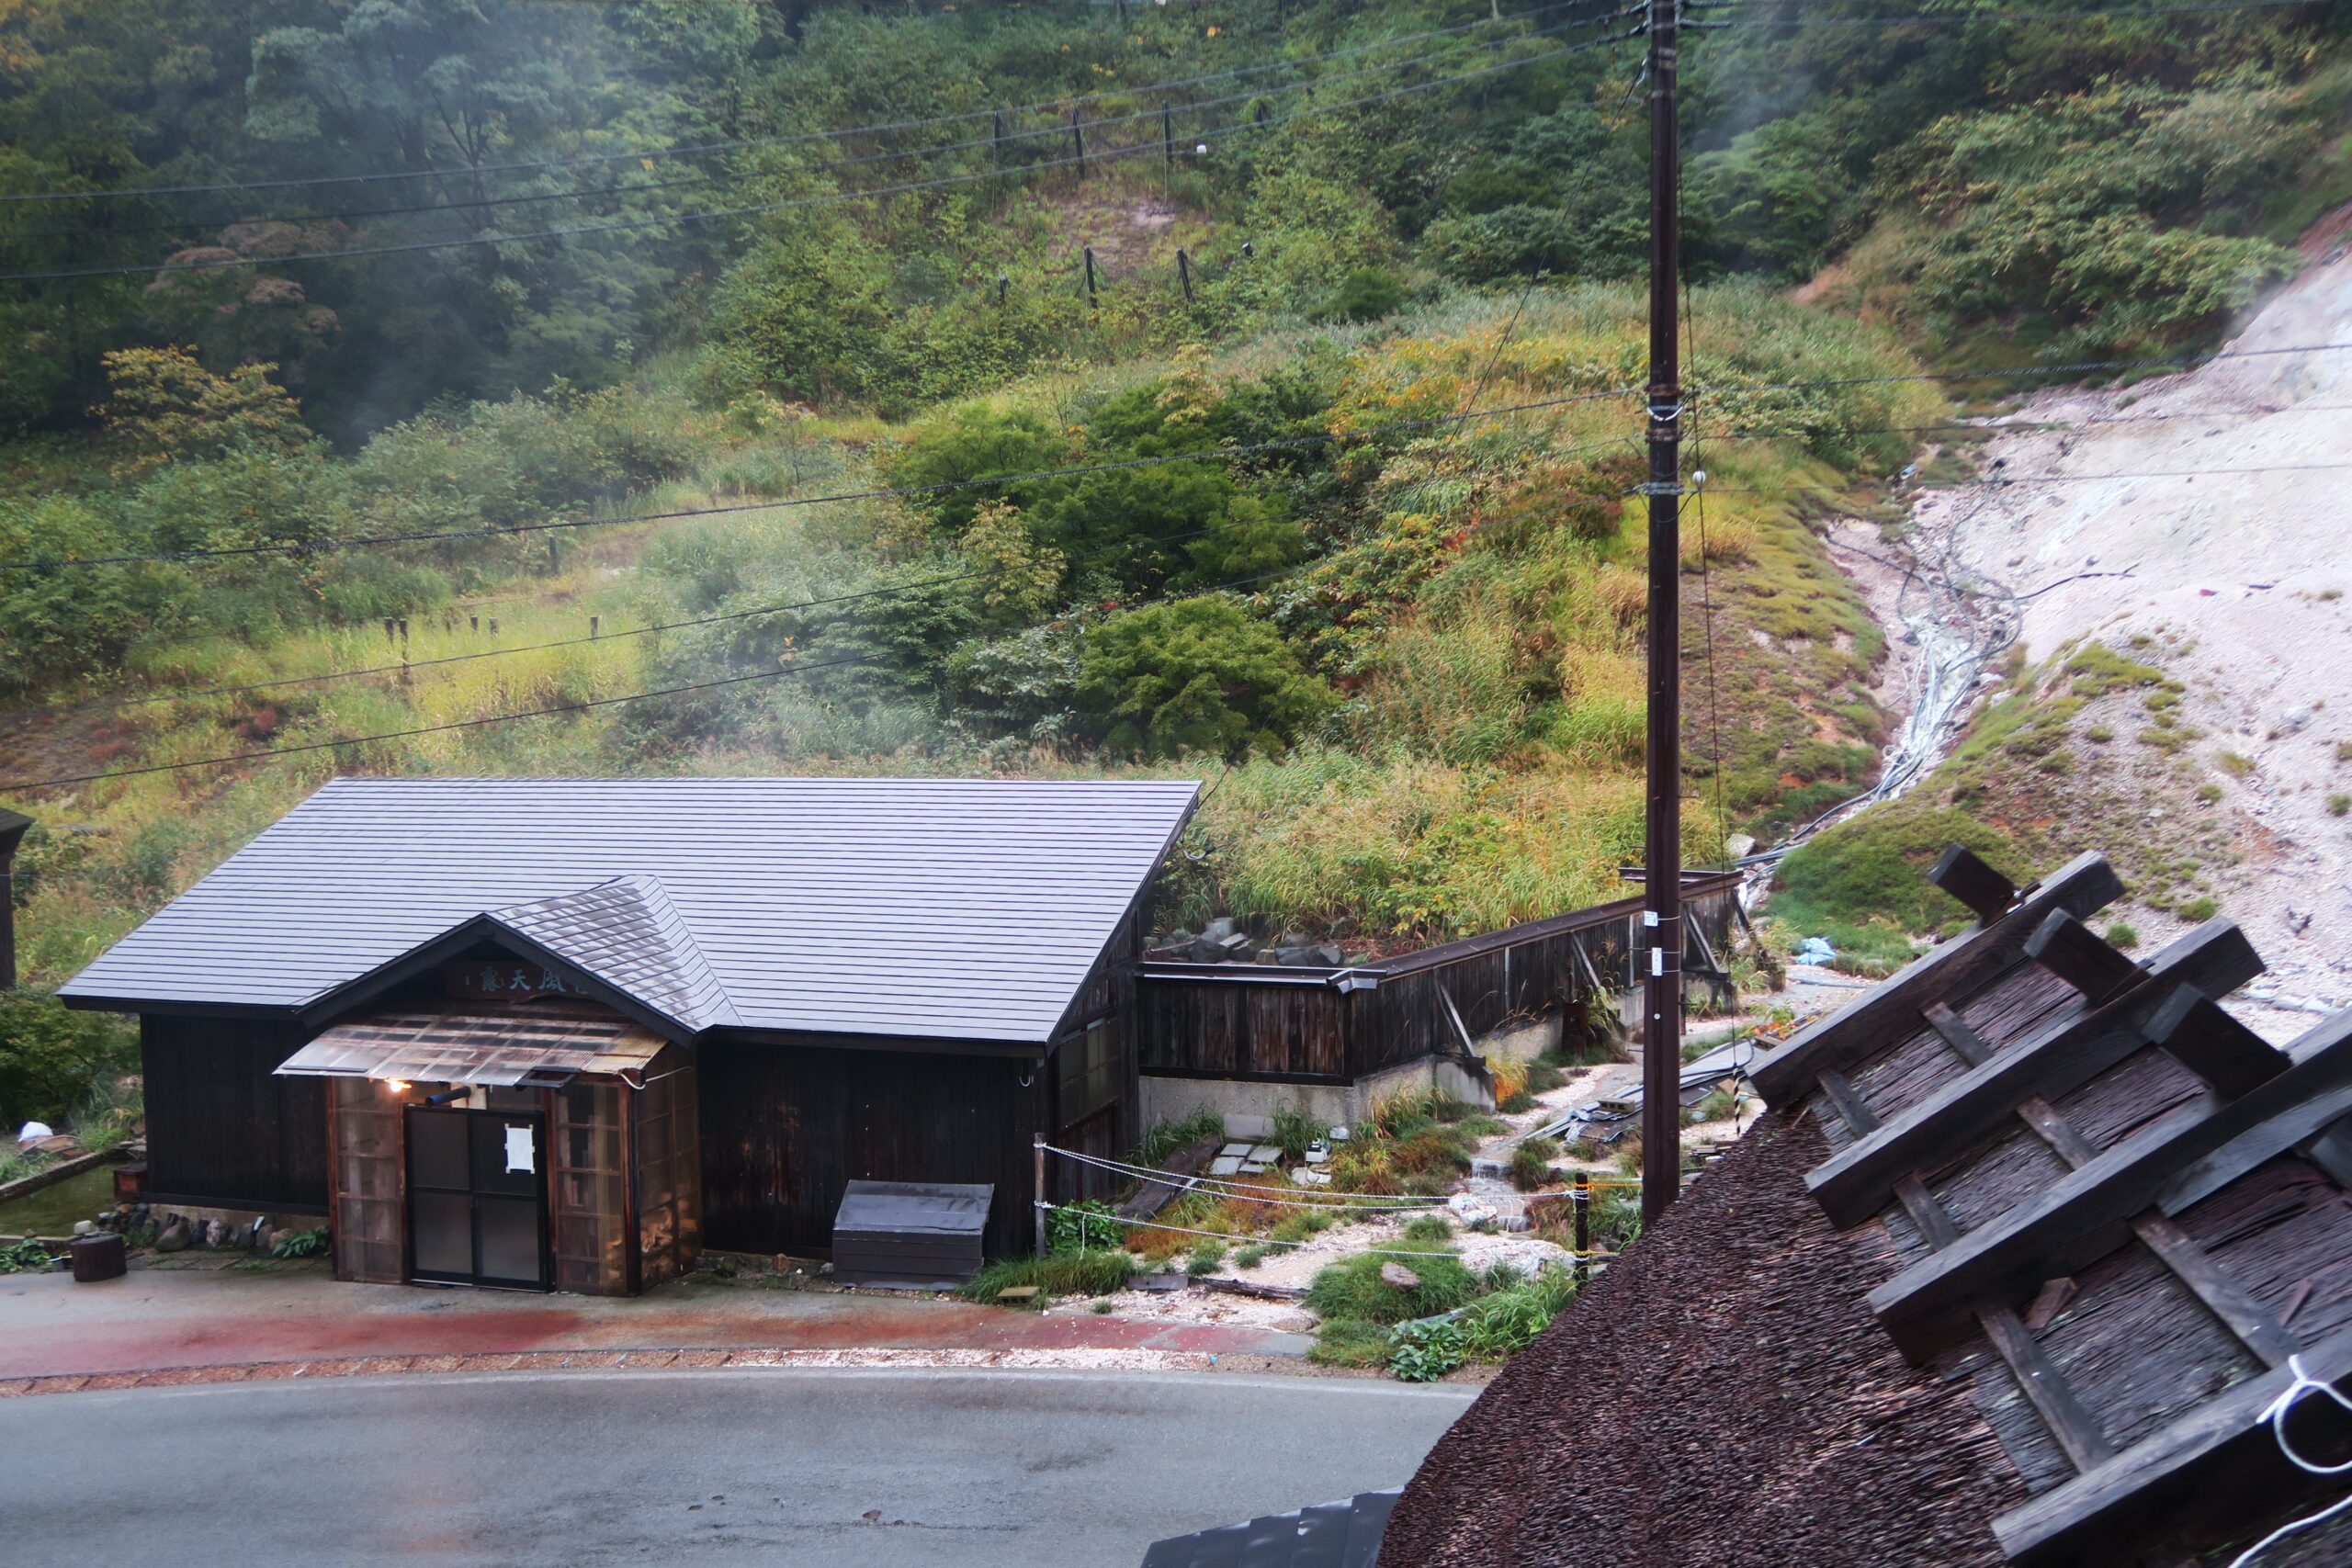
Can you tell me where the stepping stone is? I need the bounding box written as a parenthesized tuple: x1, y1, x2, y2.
(1218, 1143, 1254, 1159)
(1208, 1156, 1244, 1176)
(1138, 1274, 1188, 1292)
(994, 1286, 1040, 1302)
(1247, 1145, 1281, 1162)
(1238, 1160, 1270, 1174)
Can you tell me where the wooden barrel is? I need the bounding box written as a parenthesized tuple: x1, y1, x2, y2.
(69, 1232, 126, 1282)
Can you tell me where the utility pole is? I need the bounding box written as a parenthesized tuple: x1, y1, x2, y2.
(1639, 0, 1683, 1226)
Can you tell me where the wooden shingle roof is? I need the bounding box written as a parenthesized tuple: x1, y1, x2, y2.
(1378, 846, 2352, 1567)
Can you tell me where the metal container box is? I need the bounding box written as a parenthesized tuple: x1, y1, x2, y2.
(831, 1180, 992, 1290)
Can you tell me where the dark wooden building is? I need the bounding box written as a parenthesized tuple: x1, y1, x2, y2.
(61, 776, 1199, 1290)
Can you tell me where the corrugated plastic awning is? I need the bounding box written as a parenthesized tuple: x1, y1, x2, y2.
(276, 1004, 667, 1089)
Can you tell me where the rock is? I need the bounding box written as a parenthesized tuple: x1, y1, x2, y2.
(2282, 705, 2314, 734)
(203, 1219, 231, 1249)
(1380, 1263, 1421, 1292)
(1254, 949, 1280, 964)
(71, 1220, 96, 1236)
(1447, 1193, 1498, 1226)
(155, 1221, 189, 1253)
(1273, 945, 1318, 965)
(1215, 932, 1252, 956)
(1202, 917, 1239, 942)
(1293, 1168, 1331, 1188)
(1328, 1124, 1351, 1143)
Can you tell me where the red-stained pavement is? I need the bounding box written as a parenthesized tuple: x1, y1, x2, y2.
(0, 1262, 1308, 1389)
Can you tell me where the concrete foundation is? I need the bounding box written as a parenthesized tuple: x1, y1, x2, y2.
(1141, 1051, 1499, 1134)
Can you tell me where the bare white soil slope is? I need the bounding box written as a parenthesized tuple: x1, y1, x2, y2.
(1932, 239, 2352, 1013)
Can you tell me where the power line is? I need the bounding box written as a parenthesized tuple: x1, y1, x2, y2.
(1708, 0, 2324, 27)
(0, 3, 1605, 207)
(0, 386, 1645, 572)
(0, 552, 1315, 794)
(0, 418, 1650, 722)
(7, 7, 1627, 243)
(0, 32, 1628, 285)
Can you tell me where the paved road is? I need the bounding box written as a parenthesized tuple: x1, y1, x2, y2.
(0, 1369, 1474, 1566)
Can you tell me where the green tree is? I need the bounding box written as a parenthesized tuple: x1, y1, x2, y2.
(0, 990, 133, 1129)
(1076, 595, 1335, 760)
(96, 346, 310, 474)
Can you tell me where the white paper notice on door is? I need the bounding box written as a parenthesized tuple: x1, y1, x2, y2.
(503, 1124, 535, 1174)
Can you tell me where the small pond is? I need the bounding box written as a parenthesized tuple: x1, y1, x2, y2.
(0, 1164, 120, 1238)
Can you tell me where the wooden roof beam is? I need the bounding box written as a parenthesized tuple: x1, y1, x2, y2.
(1993, 1316, 2352, 1566)
(1750, 852, 2125, 1108)
(2145, 987, 2292, 1103)
(1931, 843, 2026, 924)
(1870, 1006, 2352, 1363)
(1805, 919, 2263, 1230)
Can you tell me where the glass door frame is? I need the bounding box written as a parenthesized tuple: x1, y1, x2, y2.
(404, 1103, 552, 1292)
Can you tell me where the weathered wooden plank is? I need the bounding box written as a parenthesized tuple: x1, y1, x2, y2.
(1924, 1001, 1996, 1067)
(1993, 1319, 2352, 1566)
(2130, 1210, 2300, 1370)
(1979, 1299, 2119, 1472)
(1807, 920, 2263, 1230)
(2146, 987, 2291, 1100)
(1749, 852, 2124, 1107)
(1871, 1010, 2352, 1361)
(1849, 1080, 2116, 1473)
(2025, 910, 2146, 1007)
(1931, 843, 2021, 923)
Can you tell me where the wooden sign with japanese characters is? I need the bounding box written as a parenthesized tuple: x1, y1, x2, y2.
(443, 959, 588, 1003)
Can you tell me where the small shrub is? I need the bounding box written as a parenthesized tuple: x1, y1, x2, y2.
(1497, 1088, 1536, 1113)
(1309, 1318, 1393, 1369)
(1234, 1245, 1268, 1270)
(1401, 1214, 1454, 1244)
(0, 1236, 52, 1273)
(1686, 1089, 1739, 1124)
(1270, 1105, 1321, 1161)
(1306, 1248, 1480, 1325)
(1270, 1208, 1340, 1245)
(2180, 896, 2221, 921)
(1508, 1138, 1561, 1191)
(2217, 751, 2256, 778)
(1457, 1268, 1578, 1358)
(960, 1250, 1136, 1303)
(2330, 795, 2351, 818)
(1523, 1056, 1568, 1095)
(2197, 784, 2224, 803)
(2106, 921, 2141, 949)
(1047, 1199, 1125, 1256)
(1091, 1299, 1114, 1314)
(1131, 1107, 1224, 1168)
(1313, 266, 1408, 324)
(1184, 1244, 1227, 1277)
(2086, 725, 2114, 743)
(269, 1226, 330, 1259)
(1388, 1316, 1468, 1382)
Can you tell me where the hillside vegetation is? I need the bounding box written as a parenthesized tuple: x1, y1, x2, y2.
(2, 0, 2346, 1120)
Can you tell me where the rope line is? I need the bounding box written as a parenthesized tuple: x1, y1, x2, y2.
(2225, 1356, 2352, 1567)
(1035, 1199, 1610, 1262)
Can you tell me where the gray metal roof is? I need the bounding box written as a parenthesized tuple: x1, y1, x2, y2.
(490, 875, 738, 1033)
(61, 776, 1200, 1043)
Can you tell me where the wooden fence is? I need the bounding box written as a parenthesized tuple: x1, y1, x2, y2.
(1135, 873, 1744, 1085)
